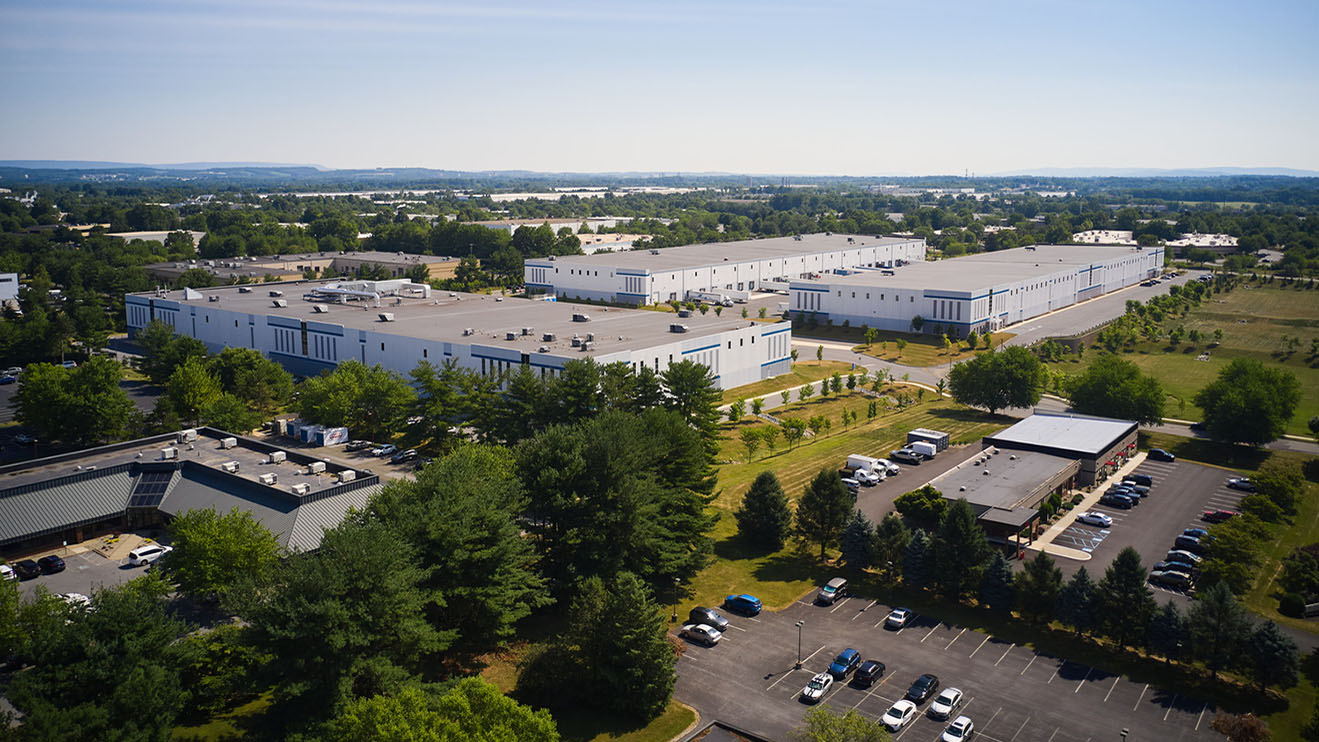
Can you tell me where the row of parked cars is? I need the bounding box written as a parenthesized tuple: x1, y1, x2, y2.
(0, 555, 65, 581)
(344, 440, 427, 467)
(1097, 472, 1154, 510)
(802, 648, 971, 739)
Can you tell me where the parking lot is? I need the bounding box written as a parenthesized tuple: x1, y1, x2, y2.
(13, 548, 151, 600)
(1050, 459, 1249, 601)
(674, 596, 1219, 741)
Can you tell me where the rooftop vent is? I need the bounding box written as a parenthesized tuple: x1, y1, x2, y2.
(259, 472, 278, 485)
(495, 297, 503, 302)
(220, 461, 240, 473)
(207, 295, 219, 302)
(580, 341, 593, 351)
(312, 304, 329, 313)
(650, 249, 660, 255)
(1009, 454, 1017, 460)
(983, 469, 990, 476)
(268, 451, 286, 464)
(291, 483, 311, 495)
(586, 332, 595, 342)
(538, 345, 550, 352)
(178, 429, 198, 443)
(378, 313, 395, 322)
(272, 299, 288, 308)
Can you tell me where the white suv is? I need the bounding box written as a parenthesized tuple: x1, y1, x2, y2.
(128, 544, 173, 567)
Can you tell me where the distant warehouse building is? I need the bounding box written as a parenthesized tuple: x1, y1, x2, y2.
(144, 251, 460, 284)
(524, 234, 926, 305)
(790, 244, 1164, 336)
(125, 279, 791, 389)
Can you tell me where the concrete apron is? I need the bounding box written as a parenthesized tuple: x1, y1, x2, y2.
(1027, 452, 1149, 562)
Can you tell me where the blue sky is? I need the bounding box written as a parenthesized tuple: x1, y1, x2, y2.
(1, 0, 1316, 174)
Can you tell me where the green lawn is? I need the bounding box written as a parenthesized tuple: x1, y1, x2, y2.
(555, 701, 696, 742)
(791, 323, 1015, 367)
(1045, 283, 1319, 436)
(720, 360, 856, 404)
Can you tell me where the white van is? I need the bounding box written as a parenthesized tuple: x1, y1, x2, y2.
(128, 544, 173, 567)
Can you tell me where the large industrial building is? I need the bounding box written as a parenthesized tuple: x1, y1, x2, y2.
(144, 251, 460, 284)
(524, 234, 927, 305)
(125, 278, 791, 389)
(0, 427, 381, 556)
(790, 244, 1165, 336)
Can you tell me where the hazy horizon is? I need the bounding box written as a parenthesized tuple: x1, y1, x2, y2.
(2, 0, 1316, 175)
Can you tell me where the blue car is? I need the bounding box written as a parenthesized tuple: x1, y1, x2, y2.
(1183, 528, 1209, 539)
(723, 594, 763, 616)
(829, 648, 862, 679)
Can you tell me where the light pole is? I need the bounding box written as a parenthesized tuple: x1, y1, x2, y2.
(671, 578, 679, 623)
(1121, 728, 1129, 742)
(795, 620, 804, 669)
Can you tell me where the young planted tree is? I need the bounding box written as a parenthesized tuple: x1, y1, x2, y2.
(816, 345, 824, 362)
(735, 472, 794, 552)
(728, 398, 746, 423)
(761, 425, 781, 455)
(796, 469, 856, 561)
(781, 390, 792, 407)
(739, 427, 761, 460)
(782, 418, 807, 449)
(799, 382, 815, 403)
(751, 397, 764, 416)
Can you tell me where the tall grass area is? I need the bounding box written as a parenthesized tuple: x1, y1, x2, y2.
(719, 360, 855, 404)
(1045, 283, 1318, 436)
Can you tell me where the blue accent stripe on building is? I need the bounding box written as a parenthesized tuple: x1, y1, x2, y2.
(760, 356, 791, 367)
(616, 270, 649, 276)
(618, 291, 649, 297)
(761, 327, 791, 337)
(682, 343, 719, 355)
(923, 293, 976, 301)
(793, 286, 829, 293)
(268, 350, 337, 368)
(126, 296, 150, 306)
(525, 282, 553, 287)
(267, 316, 301, 330)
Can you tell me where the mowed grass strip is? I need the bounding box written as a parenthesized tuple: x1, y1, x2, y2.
(792, 323, 1015, 367)
(719, 360, 856, 404)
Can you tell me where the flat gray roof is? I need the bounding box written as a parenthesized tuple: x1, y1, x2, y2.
(932, 447, 1080, 512)
(985, 412, 1137, 457)
(134, 281, 781, 357)
(807, 245, 1150, 293)
(528, 234, 920, 273)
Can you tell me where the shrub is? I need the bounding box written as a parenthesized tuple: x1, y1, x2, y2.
(1280, 592, 1306, 618)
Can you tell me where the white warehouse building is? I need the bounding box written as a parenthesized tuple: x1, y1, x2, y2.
(125, 279, 792, 390)
(525, 234, 926, 305)
(790, 245, 1165, 336)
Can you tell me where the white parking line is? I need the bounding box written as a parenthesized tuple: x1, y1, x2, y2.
(1047, 662, 1061, 684)
(1074, 666, 1093, 693)
(727, 624, 748, 632)
(1019, 654, 1037, 676)
(1103, 676, 1120, 702)
(944, 627, 967, 650)
(1047, 727, 1060, 742)
(968, 634, 991, 659)
(921, 622, 942, 643)
(1132, 683, 1148, 711)
(852, 673, 894, 709)
(995, 643, 1015, 666)
(765, 645, 826, 691)
(1195, 702, 1209, 729)
(830, 596, 853, 614)
(1163, 694, 1178, 721)
(852, 600, 879, 620)
(1010, 716, 1031, 741)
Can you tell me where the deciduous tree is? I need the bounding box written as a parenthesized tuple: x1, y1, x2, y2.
(1193, 358, 1301, 445)
(162, 507, 281, 604)
(1066, 355, 1166, 425)
(947, 346, 1046, 415)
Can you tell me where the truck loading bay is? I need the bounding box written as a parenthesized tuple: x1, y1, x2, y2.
(674, 595, 1218, 741)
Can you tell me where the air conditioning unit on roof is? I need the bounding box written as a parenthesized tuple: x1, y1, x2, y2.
(259, 472, 278, 485)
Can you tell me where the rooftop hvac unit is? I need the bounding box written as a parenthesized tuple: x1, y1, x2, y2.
(221, 461, 240, 473)
(207, 295, 219, 302)
(542, 332, 556, 342)
(585, 332, 595, 342)
(506, 332, 518, 340)
(291, 483, 311, 495)
(238, 286, 252, 293)
(160, 447, 178, 460)
(178, 429, 198, 443)
(571, 336, 582, 347)
(580, 341, 593, 351)
(259, 472, 278, 485)
(219, 437, 237, 449)
(521, 327, 534, 336)
(650, 249, 660, 255)
(338, 470, 357, 483)
(462, 327, 474, 336)
(572, 313, 590, 322)
(669, 324, 689, 334)
(312, 304, 329, 313)
(307, 461, 326, 474)
(538, 345, 550, 352)
(269, 290, 283, 297)
(378, 313, 395, 322)
(268, 451, 287, 464)
(272, 299, 288, 308)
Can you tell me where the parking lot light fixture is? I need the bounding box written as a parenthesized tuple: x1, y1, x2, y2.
(795, 620, 804, 669)
(671, 578, 679, 622)
(1121, 729, 1129, 742)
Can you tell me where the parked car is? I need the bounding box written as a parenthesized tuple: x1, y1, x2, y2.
(1120, 484, 1150, 497)
(828, 649, 862, 679)
(906, 673, 940, 703)
(853, 660, 886, 687)
(942, 716, 975, 742)
(13, 560, 40, 580)
(390, 448, 418, 464)
(853, 468, 881, 486)
(885, 607, 912, 629)
(688, 606, 729, 632)
(723, 594, 762, 616)
(412, 457, 433, 471)
(1226, 477, 1255, 492)
(1149, 571, 1193, 589)
(1075, 511, 1112, 528)
(1126, 473, 1153, 487)
(1153, 561, 1196, 577)
(60, 592, 92, 609)
(816, 577, 848, 605)
(1173, 535, 1203, 553)
(59, 360, 77, 369)
(1099, 494, 1134, 509)
(881, 700, 918, 731)
(875, 459, 900, 476)
(344, 440, 373, 452)
(372, 443, 398, 457)
(128, 544, 172, 567)
(1183, 527, 1209, 539)
(678, 623, 722, 647)
(929, 687, 963, 719)
(13, 433, 36, 445)
(1148, 448, 1175, 462)
(841, 477, 860, 495)
(800, 672, 833, 703)
(0, 564, 14, 581)
(37, 555, 65, 574)
(1189, 421, 1207, 432)
(1202, 509, 1238, 523)
(1166, 549, 1203, 564)
(890, 449, 924, 465)
(0, 374, 15, 385)
(2, 367, 21, 377)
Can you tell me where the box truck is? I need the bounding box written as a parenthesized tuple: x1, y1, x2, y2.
(846, 454, 881, 473)
(909, 441, 939, 459)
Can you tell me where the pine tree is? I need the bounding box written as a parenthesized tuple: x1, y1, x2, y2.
(1055, 567, 1098, 636)
(1095, 547, 1155, 649)
(979, 552, 1015, 614)
(903, 530, 930, 590)
(579, 573, 676, 720)
(1146, 601, 1185, 663)
(1302, 701, 1319, 742)
(839, 511, 876, 569)
(1187, 581, 1251, 677)
(1013, 552, 1061, 623)
(872, 514, 911, 584)
(1245, 620, 1300, 692)
(795, 469, 855, 561)
(734, 472, 793, 552)
(931, 499, 990, 601)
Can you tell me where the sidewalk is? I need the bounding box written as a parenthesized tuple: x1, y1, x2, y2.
(1028, 452, 1148, 562)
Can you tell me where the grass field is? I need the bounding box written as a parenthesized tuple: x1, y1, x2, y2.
(719, 360, 855, 404)
(790, 323, 1015, 367)
(1045, 284, 1319, 436)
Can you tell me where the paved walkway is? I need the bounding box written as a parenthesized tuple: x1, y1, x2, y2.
(1028, 452, 1149, 562)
